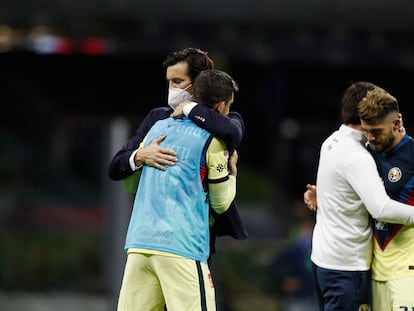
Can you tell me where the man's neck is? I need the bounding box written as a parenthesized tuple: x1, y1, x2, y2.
(346, 123, 363, 132)
(390, 131, 405, 150)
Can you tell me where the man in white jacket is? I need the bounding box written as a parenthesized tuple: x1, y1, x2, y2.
(307, 81, 414, 311)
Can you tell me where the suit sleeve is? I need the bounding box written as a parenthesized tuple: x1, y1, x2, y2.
(108, 107, 171, 180)
(188, 105, 244, 153)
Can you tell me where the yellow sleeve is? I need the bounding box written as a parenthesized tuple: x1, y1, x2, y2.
(206, 137, 236, 214)
(123, 170, 141, 193)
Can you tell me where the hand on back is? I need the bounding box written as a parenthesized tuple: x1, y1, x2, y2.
(135, 135, 178, 171)
(304, 184, 317, 212)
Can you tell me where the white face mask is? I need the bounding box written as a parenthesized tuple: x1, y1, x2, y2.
(167, 84, 193, 109)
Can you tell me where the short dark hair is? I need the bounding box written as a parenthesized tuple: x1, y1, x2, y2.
(193, 69, 238, 108)
(162, 47, 214, 82)
(341, 81, 377, 125)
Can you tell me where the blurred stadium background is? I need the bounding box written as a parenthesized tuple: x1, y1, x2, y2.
(1, 1, 414, 310)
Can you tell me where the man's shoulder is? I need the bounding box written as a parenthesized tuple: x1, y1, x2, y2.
(134, 106, 172, 133)
(228, 111, 243, 120)
(208, 137, 226, 153)
(147, 106, 173, 118)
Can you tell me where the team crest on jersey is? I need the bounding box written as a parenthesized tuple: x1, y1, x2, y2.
(216, 163, 225, 172)
(388, 167, 402, 183)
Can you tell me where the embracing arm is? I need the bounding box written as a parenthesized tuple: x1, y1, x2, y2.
(172, 102, 244, 152)
(207, 147, 248, 239)
(190, 105, 244, 152)
(108, 107, 175, 180)
(209, 151, 238, 214)
(206, 138, 237, 214)
(108, 120, 150, 181)
(347, 154, 414, 224)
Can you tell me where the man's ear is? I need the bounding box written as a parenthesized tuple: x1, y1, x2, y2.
(394, 115, 402, 132)
(214, 101, 225, 113)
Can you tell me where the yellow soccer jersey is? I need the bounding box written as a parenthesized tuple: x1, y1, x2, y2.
(372, 222, 414, 281)
(368, 136, 414, 281)
(206, 137, 229, 182)
(206, 137, 236, 215)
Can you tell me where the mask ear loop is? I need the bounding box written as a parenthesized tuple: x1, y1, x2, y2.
(183, 84, 192, 92)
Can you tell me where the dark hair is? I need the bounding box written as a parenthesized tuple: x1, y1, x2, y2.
(193, 69, 239, 108)
(341, 81, 377, 125)
(162, 47, 214, 82)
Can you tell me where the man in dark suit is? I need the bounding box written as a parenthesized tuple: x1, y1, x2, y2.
(108, 47, 247, 262)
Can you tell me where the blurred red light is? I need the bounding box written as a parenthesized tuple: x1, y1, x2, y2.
(80, 37, 106, 55)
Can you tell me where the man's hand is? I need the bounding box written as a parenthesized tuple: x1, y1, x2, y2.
(170, 100, 193, 118)
(304, 184, 317, 212)
(134, 135, 178, 171)
(228, 150, 238, 177)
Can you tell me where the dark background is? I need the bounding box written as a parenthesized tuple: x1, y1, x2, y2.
(1, 1, 414, 310)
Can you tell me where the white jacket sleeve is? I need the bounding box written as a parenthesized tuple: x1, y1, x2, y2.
(345, 152, 414, 224)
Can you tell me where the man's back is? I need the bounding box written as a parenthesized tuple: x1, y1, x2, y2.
(125, 117, 212, 262)
(312, 124, 374, 271)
